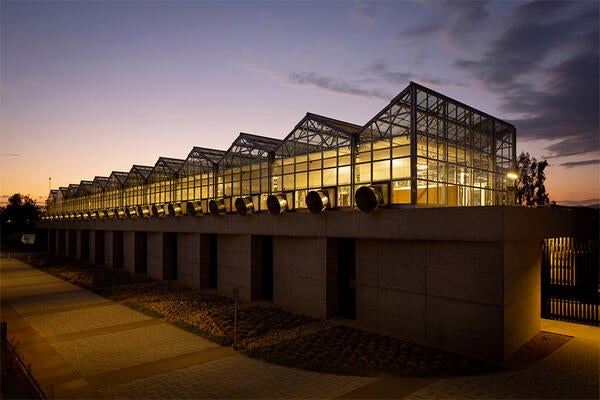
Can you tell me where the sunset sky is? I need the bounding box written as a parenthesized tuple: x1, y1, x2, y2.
(1, 0, 598, 207)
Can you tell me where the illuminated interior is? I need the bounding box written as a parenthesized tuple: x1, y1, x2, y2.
(45, 82, 516, 218)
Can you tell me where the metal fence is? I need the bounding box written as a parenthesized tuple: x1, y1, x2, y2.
(542, 237, 599, 326)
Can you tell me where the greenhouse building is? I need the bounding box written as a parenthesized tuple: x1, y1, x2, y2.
(40, 82, 598, 363)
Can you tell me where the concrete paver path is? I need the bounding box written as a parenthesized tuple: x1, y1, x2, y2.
(0, 258, 374, 399)
(1, 257, 599, 399)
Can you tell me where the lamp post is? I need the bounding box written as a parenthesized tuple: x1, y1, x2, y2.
(506, 171, 518, 205)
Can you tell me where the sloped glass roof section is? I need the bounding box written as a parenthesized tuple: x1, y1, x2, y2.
(179, 147, 226, 176)
(359, 85, 411, 142)
(276, 113, 360, 157)
(148, 157, 185, 183)
(65, 184, 80, 199)
(91, 177, 109, 193)
(47, 190, 58, 203)
(220, 133, 282, 167)
(106, 171, 129, 190)
(123, 165, 153, 188)
(75, 181, 93, 197)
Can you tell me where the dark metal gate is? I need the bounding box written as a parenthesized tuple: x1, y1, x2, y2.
(542, 237, 599, 326)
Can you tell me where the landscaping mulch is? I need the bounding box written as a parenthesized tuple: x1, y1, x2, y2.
(243, 325, 499, 377)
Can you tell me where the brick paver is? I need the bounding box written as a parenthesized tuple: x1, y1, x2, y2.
(9, 289, 108, 315)
(25, 304, 151, 337)
(407, 337, 599, 399)
(53, 323, 219, 376)
(2, 256, 599, 399)
(98, 353, 375, 399)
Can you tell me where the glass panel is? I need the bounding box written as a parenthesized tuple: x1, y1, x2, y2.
(338, 166, 351, 185)
(309, 170, 321, 188)
(392, 158, 410, 179)
(372, 160, 390, 181)
(391, 180, 410, 204)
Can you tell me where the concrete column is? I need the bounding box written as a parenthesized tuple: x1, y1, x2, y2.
(124, 231, 146, 274)
(48, 229, 57, 254)
(75, 230, 82, 259)
(90, 230, 105, 265)
(57, 229, 66, 256)
(177, 233, 205, 289)
(106, 231, 124, 269)
(67, 230, 77, 258)
(272, 237, 334, 319)
(217, 234, 253, 301)
(105, 231, 114, 268)
(147, 232, 176, 281)
(503, 240, 542, 359)
(79, 230, 90, 262)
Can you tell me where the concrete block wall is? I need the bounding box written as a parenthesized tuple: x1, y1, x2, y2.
(147, 232, 165, 280)
(177, 233, 202, 289)
(104, 231, 114, 268)
(273, 237, 337, 319)
(354, 239, 538, 363)
(40, 206, 596, 363)
(123, 231, 136, 274)
(503, 240, 542, 359)
(75, 230, 82, 260)
(217, 234, 252, 301)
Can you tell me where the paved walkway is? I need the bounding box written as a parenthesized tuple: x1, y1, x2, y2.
(1, 257, 599, 399)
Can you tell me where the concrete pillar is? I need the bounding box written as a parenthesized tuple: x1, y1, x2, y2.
(217, 235, 252, 301)
(75, 230, 82, 259)
(105, 231, 124, 269)
(79, 230, 90, 262)
(57, 229, 66, 256)
(67, 230, 77, 258)
(272, 237, 336, 319)
(503, 240, 542, 359)
(147, 232, 176, 281)
(90, 230, 105, 265)
(124, 231, 146, 274)
(104, 231, 114, 268)
(48, 229, 56, 254)
(177, 233, 213, 289)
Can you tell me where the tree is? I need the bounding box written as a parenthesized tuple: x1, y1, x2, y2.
(515, 152, 550, 207)
(0, 194, 41, 242)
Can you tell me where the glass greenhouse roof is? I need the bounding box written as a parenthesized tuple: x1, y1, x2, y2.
(275, 113, 361, 156)
(179, 147, 226, 176)
(123, 165, 153, 188)
(148, 157, 185, 183)
(220, 133, 282, 167)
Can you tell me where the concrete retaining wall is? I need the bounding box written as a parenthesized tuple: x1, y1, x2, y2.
(40, 206, 598, 363)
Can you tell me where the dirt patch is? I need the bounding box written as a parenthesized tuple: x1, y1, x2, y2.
(504, 331, 571, 368)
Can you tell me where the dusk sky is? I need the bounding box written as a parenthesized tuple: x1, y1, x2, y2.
(1, 0, 598, 207)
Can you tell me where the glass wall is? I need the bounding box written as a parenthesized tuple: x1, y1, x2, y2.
(104, 172, 127, 209)
(272, 113, 359, 209)
(123, 165, 152, 207)
(74, 181, 93, 212)
(358, 89, 412, 204)
(90, 177, 108, 211)
(177, 147, 225, 205)
(411, 85, 516, 206)
(147, 158, 184, 205)
(219, 133, 281, 211)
